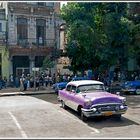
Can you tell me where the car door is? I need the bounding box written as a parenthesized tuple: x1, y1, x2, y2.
(69, 85, 80, 111)
(63, 85, 73, 107)
(64, 85, 77, 110)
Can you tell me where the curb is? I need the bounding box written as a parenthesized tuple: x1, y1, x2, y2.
(0, 90, 56, 97)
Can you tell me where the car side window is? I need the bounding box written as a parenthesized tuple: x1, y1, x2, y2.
(76, 87, 80, 93)
(66, 85, 71, 91)
(71, 85, 76, 93)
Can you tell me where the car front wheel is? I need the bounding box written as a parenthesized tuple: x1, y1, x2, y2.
(81, 111, 88, 122)
(78, 107, 87, 121)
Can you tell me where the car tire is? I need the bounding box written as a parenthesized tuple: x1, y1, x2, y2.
(61, 100, 67, 109)
(81, 112, 88, 122)
(136, 89, 140, 95)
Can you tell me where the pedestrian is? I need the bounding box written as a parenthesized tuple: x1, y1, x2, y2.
(30, 76, 34, 88)
(35, 76, 40, 90)
(20, 76, 24, 91)
(52, 73, 56, 84)
(23, 77, 28, 91)
(45, 75, 49, 87)
(15, 76, 20, 88)
(9, 74, 14, 87)
(49, 75, 52, 86)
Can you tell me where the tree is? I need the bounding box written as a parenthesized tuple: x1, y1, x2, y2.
(61, 3, 105, 74)
(127, 3, 140, 68)
(41, 56, 54, 74)
(61, 2, 131, 73)
(102, 3, 131, 71)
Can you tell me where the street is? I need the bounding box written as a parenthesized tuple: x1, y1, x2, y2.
(0, 93, 139, 138)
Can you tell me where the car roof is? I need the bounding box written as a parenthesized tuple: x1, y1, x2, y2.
(67, 80, 104, 87)
(72, 76, 88, 80)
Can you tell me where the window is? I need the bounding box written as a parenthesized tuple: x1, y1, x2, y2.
(66, 85, 71, 91)
(37, 2, 46, 6)
(36, 19, 46, 45)
(46, 3, 54, 7)
(17, 18, 28, 40)
(71, 85, 76, 93)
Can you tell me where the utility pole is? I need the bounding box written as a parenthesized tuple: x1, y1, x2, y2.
(53, 11, 58, 77)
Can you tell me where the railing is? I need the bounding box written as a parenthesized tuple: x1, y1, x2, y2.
(14, 38, 55, 48)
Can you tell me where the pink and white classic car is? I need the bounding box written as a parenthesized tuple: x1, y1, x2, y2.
(58, 80, 128, 121)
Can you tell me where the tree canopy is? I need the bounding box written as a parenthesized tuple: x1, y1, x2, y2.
(60, 2, 134, 74)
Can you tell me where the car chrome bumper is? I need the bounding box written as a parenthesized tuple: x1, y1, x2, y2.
(121, 89, 136, 92)
(81, 106, 128, 117)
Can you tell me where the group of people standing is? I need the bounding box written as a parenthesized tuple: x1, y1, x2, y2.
(9, 73, 56, 91)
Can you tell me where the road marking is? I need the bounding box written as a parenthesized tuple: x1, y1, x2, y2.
(57, 109, 100, 134)
(8, 112, 28, 138)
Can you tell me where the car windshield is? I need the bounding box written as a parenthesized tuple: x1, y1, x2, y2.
(77, 84, 105, 93)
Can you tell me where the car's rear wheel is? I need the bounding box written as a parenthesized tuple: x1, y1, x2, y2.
(136, 88, 140, 95)
(61, 100, 67, 109)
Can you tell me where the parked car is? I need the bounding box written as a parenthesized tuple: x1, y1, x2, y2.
(52, 76, 89, 93)
(71, 76, 89, 81)
(52, 81, 68, 93)
(58, 80, 128, 121)
(121, 80, 140, 95)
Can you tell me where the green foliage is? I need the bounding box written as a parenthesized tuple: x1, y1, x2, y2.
(129, 24, 140, 57)
(61, 2, 132, 73)
(41, 56, 54, 71)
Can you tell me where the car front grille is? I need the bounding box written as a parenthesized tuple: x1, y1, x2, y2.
(91, 104, 121, 112)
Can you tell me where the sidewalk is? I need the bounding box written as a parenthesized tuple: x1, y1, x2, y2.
(0, 86, 55, 97)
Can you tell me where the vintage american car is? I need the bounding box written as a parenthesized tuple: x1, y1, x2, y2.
(53, 76, 89, 93)
(58, 80, 128, 121)
(52, 81, 68, 93)
(121, 80, 140, 94)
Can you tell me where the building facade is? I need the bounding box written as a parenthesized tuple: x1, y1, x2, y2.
(0, 7, 9, 79)
(2, 2, 61, 78)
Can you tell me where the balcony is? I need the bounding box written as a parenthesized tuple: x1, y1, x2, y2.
(8, 38, 57, 59)
(9, 38, 55, 48)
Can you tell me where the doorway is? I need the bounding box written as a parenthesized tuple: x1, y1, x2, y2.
(16, 67, 30, 77)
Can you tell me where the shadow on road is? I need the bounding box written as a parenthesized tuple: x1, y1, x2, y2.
(86, 116, 140, 130)
(62, 106, 140, 129)
(31, 93, 140, 130)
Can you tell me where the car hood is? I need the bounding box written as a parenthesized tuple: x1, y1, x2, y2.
(81, 91, 123, 104)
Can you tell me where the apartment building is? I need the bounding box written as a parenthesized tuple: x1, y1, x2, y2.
(1, 2, 61, 78)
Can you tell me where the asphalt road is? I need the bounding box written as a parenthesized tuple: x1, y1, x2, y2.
(0, 93, 140, 138)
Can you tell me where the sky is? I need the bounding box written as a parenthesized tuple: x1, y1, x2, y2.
(60, 1, 67, 7)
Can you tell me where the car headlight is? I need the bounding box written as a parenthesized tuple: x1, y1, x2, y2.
(120, 105, 125, 109)
(92, 108, 97, 112)
(84, 100, 92, 107)
(122, 98, 126, 104)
